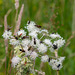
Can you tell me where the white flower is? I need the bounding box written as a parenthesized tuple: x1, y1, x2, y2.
(10, 39, 19, 45)
(17, 29, 26, 37)
(30, 51, 38, 60)
(40, 29, 48, 33)
(21, 39, 30, 46)
(25, 51, 32, 56)
(43, 39, 52, 46)
(49, 58, 64, 70)
(50, 33, 61, 39)
(49, 59, 57, 66)
(2, 30, 12, 39)
(27, 21, 40, 32)
(54, 39, 65, 48)
(41, 55, 49, 62)
(29, 30, 38, 38)
(37, 44, 47, 53)
(52, 62, 62, 70)
(11, 56, 21, 68)
(23, 46, 32, 56)
(30, 38, 40, 47)
(49, 46, 55, 52)
(23, 46, 29, 51)
(58, 57, 65, 63)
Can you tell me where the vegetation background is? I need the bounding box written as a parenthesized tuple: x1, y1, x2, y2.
(0, 0, 75, 75)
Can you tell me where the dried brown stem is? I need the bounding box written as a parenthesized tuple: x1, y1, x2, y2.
(4, 9, 12, 75)
(9, 4, 24, 74)
(14, 4, 24, 35)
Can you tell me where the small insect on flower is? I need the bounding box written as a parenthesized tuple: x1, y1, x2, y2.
(19, 33, 22, 37)
(14, 35, 18, 40)
(57, 64, 60, 68)
(24, 62, 27, 65)
(17, 29, 26, 37)
(19, 49, 25, 52)
(22, 36, 29, 39)
(40, 41, 43, 43)
(48, 58, 51, 62)
(53, 44, 58, 49)
(28, 46, 32, 51)
(34, 38, 36, 45)
(35, 25, 41, 28)
(27, 20, 30, 24)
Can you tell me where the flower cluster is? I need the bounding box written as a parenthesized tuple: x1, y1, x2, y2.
(2, 21, 65, 74)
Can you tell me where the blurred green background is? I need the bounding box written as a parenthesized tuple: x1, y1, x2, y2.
(0, 0, 75, 75)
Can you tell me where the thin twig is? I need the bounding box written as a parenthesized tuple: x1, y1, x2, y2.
(14, 4, 24, 35)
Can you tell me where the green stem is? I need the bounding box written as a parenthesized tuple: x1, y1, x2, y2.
(57, 70, 59, 75)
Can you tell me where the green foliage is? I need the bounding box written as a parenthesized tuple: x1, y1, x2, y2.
(0, 0, 75, 75)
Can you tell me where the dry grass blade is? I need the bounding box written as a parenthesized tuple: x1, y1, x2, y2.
(4, 9, 12, 75)
(14, 4, 24, 35)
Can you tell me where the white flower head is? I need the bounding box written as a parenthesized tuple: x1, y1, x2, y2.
(49, 46, 55, 52)
(30, 38, 40, 47)
(21, 39, 30, 46)
(25, 50, 32, 56)
(50, 33, 61, 39)
(41, 55, 49, 62)
(17, 29, 26, 37)
(30, 51, 38, 60)
(49, 59, 57, 66)
(27, 21, 40, 32)
(44, 39, 52, 46)
(29, 30, 38, 38)
(37, 44, 47, 53)
(10, 39, 19, 45)
(49, 58, 64, 70)
(58, 57, 65, 63)
(2, 30, 12, 39)
(11, 56, 21, 68)
(52, 62, 62, 70)
(54, 39, 65, 49)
